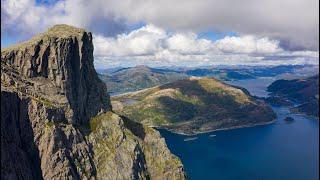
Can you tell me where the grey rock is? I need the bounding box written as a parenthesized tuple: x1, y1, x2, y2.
(1, 24, 111, 125)
(1, 24, 186, 180)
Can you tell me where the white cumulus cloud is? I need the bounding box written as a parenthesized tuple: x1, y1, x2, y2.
(215, 36, 282, 54)
(94, 24, 166, 57)
(1, 0, 319, 50)
(93, 24, 318, 68)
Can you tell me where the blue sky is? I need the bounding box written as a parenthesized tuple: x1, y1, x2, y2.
(1, 21, 237, 48)
(198, 31, 238, 41)
(1, 37, 16, 48)
(1, 0, 319, 68)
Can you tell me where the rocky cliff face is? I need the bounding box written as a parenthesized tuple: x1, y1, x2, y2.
(2, 25, 111, 125)
(1, 25, 185, 179)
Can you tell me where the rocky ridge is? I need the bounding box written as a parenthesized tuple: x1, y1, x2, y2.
(1, 25, 185, 179)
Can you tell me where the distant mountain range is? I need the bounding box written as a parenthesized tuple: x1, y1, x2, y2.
(267, 75, 319, 117)
(184, 65, 319, 80)
(112, 77, 276, 135)
(99, 65, 319, 95)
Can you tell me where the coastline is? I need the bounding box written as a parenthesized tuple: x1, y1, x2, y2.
(289, 110, 319, 120)
(155, 119, 277, 136)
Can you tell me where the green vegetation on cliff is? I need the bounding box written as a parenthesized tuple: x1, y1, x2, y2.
(87, 111, 186, 179)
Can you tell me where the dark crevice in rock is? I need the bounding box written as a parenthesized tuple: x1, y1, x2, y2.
(120, 115, 146, 140)
(131, 144, 150, 180)
(40, 45, 50, 78)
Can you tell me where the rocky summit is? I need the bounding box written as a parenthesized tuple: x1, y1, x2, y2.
(1, 25, 185, 179)
(1, 24, 111, 125)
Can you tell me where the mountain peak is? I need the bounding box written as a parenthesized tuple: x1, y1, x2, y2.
(2, 24, 88, 53)
(45, 24, 86, 37)
(1, 24, 186, 179)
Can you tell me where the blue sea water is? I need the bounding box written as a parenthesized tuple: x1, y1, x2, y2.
(225, 77, 275, 97)
(159, 77, 319, 180)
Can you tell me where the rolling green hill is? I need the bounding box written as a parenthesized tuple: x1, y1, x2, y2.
(112, 77, 276, 135)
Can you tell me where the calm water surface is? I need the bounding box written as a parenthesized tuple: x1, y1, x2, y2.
(159, 77, 319, 180)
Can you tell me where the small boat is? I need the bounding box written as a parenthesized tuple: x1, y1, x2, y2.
(209, 134, 216, 138)
(184, 137, 198, 141)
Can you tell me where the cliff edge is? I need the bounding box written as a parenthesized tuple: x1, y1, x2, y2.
(1, 25, 185, 179)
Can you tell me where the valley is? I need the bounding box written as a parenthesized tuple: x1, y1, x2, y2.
(158, 77, 319, 180)
(1, 0, 318, 179)
(105, 67, 319, 179)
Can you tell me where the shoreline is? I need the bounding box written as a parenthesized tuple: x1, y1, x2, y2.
(289, 110, 319, 120)
(155, 119, 277, 136)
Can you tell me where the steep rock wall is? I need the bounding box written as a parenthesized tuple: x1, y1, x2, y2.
(1, 25, 185, 180)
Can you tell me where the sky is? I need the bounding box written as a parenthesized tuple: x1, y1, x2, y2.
(1, 0, 319, 68)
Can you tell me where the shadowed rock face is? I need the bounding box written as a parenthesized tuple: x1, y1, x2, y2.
(1, 25, 185, 179)
(1, 91, 96, 179)
(1, 91, 42, 180)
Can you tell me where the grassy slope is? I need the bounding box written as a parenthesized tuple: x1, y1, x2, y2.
(112, 77, 276, 134)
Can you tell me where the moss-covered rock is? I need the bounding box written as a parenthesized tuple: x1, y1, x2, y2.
(88, 112, 185, 179)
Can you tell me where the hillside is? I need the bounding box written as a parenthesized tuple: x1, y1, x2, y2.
(99, 65, 188, 94)
(1, 25, 185, 179)
(267, 75, 319, 117)
(112, 77, 276, 135)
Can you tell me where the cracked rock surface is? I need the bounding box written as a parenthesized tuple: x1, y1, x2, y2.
(1, 24, 185, 180)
